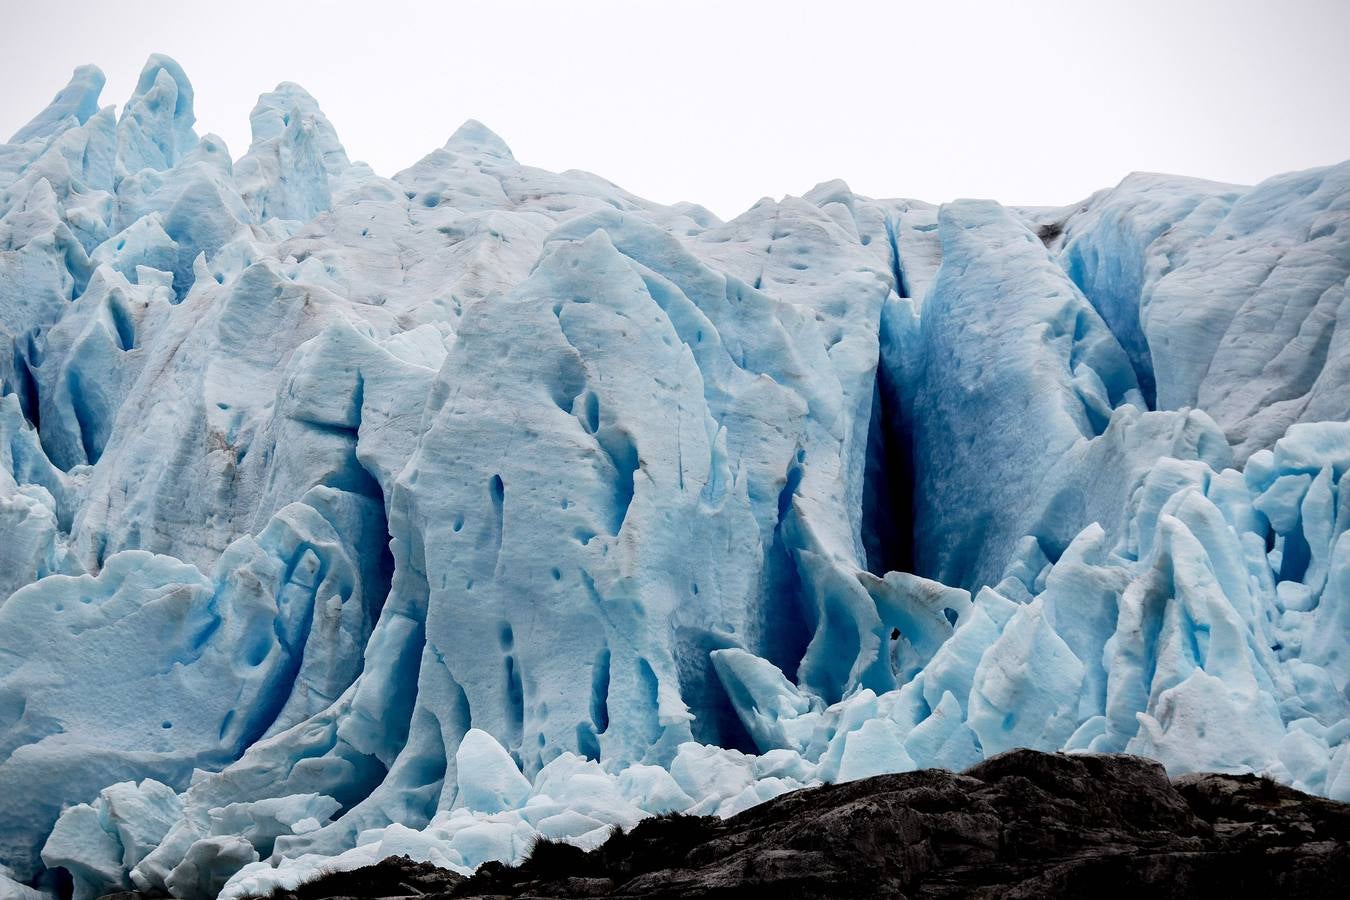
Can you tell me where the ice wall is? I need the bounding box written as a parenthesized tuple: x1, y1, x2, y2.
(0, 58, 1347, 899)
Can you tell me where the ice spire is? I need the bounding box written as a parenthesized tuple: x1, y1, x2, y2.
(9, 65, 106, 144)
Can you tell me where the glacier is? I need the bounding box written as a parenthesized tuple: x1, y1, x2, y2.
(0, 56, 1347, 899)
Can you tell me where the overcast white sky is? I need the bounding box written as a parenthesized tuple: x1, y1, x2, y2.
(2, 0, 1347, 219)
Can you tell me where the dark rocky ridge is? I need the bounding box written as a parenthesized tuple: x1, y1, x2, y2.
(201, 750, 1349, 899)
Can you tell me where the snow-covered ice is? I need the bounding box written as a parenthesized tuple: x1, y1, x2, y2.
(0, 57, 1347, 898)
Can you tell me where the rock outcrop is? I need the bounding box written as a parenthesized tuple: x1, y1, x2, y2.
(235, 750, 1349, 899)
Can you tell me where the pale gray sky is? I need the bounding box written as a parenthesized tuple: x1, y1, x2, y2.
(2, 0, 1347, 219)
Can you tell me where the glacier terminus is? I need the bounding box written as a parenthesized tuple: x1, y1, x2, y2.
(0, 56, 1347, 899)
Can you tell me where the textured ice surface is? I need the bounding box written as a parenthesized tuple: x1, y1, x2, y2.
(0, 58, 1347, 898)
